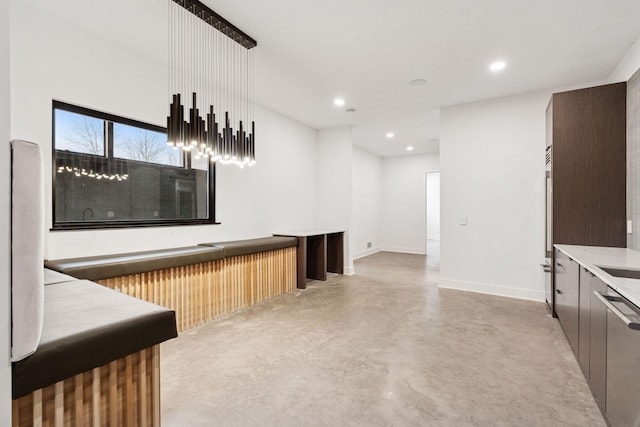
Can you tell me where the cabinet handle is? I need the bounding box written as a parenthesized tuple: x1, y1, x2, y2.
(540, 263, 552, 273)
(593, 292, 640, 330)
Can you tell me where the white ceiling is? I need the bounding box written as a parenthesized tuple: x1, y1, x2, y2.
(207, 0, 640, 156)
(23, 0, 640, 157)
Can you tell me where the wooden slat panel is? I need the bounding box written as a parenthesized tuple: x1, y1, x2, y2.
(109, 360, 117, 427)
(140, 348, 148, 427)
(125, 355, 134, 426)
(12, 399, 19, 427)
(32, 389, 42, 427)
(54, 381, 63, 427)
(92, 367, 101, 427)
(96, 249, 297, 333)
(74, 375, 83, 426)
(152, 345, 160, 427)
(13, 347, 159, 427)
(42, 379, 55, 423)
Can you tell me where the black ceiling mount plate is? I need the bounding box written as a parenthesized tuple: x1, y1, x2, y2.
(173, 0, 257, 49)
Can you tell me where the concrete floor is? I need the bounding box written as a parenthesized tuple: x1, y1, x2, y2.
(161, 247, 605, 426)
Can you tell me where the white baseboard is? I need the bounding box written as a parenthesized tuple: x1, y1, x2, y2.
(382, 246, 426, 255)
(353, 247, 382, 260)
(344, 265, 355, 275)
(438, 277, 545, 302)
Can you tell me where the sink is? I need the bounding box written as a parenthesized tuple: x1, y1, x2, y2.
(598, 266, 640, 280)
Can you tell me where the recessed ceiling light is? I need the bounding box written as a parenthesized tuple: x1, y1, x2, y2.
(489, 61, 506, 72)
(406, 146, 414, 151)
(409, 79, 427, 87)
(386, 132, 394, 138)
(334, 98, 345, 106)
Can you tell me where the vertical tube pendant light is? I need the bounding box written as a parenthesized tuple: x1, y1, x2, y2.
(167, 0, 256, 167)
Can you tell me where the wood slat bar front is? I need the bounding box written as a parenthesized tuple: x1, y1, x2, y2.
(97, 247, 297, 333)
(12, 346, 159, 427)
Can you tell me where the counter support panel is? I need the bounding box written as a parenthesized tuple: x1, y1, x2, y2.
(327, 232, 344, 274)
(306, 235, 327, 281)
(277, 230, 344, 289)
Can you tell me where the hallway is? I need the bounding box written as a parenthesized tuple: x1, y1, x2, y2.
(161, 252, 603, 426)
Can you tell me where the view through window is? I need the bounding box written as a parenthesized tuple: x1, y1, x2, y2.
(53, 101, 214, 228)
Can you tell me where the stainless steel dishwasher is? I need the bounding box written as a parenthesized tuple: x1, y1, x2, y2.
(594, 289, 640, 427)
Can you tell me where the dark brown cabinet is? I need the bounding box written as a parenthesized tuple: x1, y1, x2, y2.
(578, 267, 592, 377)
(589, 275, 607, 413)
(554, 249, 580, 357)
(604, 289, 640, 427)
(546, 83, 627, 316)
(552, 247, 640, 425)
(579, 268, 608, 415)
(547, 81, 630, 424)
(548, 82, 627, 248)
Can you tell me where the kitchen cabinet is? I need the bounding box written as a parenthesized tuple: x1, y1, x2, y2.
(578, 267, 591, 377)
(601, 288, 640, 427)
(579, 266, 608, 413)
(589, 275, 607, 413)
(545, 83, 627, 314)
(554, 248, 580, 357)
(548, 82, 627, 248)
(553, 245, 640, 426)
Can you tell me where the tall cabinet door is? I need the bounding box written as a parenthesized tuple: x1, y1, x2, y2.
(578, 267, 591, 377)
(551, 82, 627, 248)
(554, 249, 580, 357)
(589, 276, 607, 413)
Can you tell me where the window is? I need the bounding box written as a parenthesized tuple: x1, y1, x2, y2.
(112, 123, 182, 167)
(52, 101, 216, 229)
(54, 109, 105, 156)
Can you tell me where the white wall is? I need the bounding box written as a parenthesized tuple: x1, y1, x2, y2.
(435, 36, 640, 303)
(217, 107, 317, 239)
(316, 126, 354, 273)
(608, 36, 640, 83)
(0, 0, 12, 422)
(439, 91, 548, 301)
(10, 1, 317, 259)
(351, 147, 382, 259)
(381, 154, 440, 254)
(426, 172, 440, 240)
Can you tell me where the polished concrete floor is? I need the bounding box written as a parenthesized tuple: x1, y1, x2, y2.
(161, 245, 605, 426)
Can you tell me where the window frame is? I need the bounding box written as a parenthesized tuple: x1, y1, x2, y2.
(51, 100, 218, 230)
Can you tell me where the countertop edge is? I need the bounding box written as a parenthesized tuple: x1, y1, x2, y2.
(274, 230, 344, 237)
(554, 244, 640, 308)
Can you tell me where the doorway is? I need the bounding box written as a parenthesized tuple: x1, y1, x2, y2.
(426, 171, 440, 269)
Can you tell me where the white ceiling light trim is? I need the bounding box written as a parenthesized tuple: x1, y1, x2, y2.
(333, 98, 345, 106)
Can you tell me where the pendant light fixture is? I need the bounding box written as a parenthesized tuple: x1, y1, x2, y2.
(167, 0, 256, 168)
